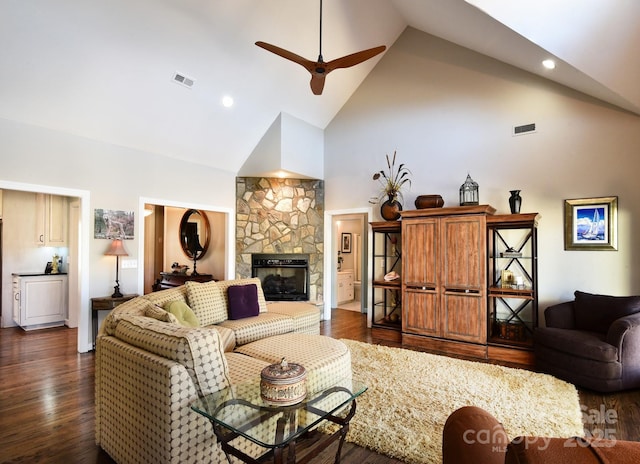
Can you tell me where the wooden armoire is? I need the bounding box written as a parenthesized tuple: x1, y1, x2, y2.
(401, 205, 496, 358)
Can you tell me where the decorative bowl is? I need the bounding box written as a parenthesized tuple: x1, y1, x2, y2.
(414, 194, 444, 209)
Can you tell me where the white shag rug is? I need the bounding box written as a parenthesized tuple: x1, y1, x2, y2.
(335, 339, 584, 464)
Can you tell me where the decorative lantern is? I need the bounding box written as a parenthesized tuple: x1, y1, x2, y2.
(459, 174, 479, 206)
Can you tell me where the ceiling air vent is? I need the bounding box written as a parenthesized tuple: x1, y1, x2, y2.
(513, 123, 536, 136)
(172, 72, 195, 88)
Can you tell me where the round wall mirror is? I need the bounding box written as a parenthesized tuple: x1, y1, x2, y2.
(179, 209, 211, 260)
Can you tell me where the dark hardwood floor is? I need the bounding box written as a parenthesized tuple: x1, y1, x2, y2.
(0, 308, 638, 463)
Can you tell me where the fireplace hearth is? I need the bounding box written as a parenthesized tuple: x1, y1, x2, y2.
(251, 253, 309, 301)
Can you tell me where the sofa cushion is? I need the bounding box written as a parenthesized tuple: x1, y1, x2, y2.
(218, 313, 294, 346)
(185, 281, 228, 326)
(209, 325, 237, 352)
(215, 277, 268, 313)
(165, 300, 200, 327)
(574, 291, 640, 333)
(224, 352, 270, 384)
(143, 286, 188, 306)
(113, 315, 231, 396)
(534, 327, 618, 362)
(266, 302, 320, 333)
(227, 284, 260, 320)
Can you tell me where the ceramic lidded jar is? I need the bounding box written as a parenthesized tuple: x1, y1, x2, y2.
(260, 358, 307, 406)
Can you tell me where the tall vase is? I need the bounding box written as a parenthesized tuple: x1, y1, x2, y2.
(380, 194, 403, 221)
(509, 190, 522, 214)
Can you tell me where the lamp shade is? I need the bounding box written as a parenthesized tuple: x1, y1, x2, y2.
(104, 239, 129, 256)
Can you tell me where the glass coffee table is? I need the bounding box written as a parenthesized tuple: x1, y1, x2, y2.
(191, 377, 366, 464)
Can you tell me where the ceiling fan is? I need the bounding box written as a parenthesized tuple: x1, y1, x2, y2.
(255, 0, 386, 95)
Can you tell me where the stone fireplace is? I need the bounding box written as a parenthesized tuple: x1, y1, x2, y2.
(236, 177, 324, 303)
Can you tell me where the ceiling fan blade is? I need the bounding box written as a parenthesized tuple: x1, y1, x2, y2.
(326, 45, 386, 72)
(310, 74, 326, 95)
(255, 41, 316, 73)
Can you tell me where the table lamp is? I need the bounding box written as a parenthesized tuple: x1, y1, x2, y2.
(105, 239, 128, 298)
(188, 234, 204, 276)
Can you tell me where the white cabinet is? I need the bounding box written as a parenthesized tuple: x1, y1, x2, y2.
(337, 270, 354, 304)
(12, 274, 68, 330)
(35, 193, 68, 246)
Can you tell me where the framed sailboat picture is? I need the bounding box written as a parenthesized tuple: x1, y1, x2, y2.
(564, 196, 618, 250)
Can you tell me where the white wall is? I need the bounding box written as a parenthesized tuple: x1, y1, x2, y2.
(0, 116, 237, 348)
(324, 28, 640, 312)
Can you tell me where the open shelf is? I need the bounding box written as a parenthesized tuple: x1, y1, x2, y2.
(370, 221, 402, 333)
(487, 214, 539, 351)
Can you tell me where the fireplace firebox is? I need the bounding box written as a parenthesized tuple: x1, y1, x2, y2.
(251, 253, 309, 301)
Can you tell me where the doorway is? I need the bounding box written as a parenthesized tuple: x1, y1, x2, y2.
(142, 204, 227, 292)
(330, 210, 371, 318)
(137, 197, 235, 293)
(0, 181, 90, 352)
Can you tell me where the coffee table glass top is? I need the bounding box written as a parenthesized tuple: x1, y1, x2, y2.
(191, 377, 366, 448)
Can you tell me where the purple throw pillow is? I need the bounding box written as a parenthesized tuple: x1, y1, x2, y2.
(227, 284, 260, 320)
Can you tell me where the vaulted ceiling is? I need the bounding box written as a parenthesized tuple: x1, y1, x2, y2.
(1, 0, 638, 173)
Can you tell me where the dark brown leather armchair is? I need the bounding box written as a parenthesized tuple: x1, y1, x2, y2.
(534, 291, 640, 392)
(443, 406, 640, 464)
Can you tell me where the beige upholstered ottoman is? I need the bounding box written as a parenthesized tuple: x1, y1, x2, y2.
(233, 334, 352, 394)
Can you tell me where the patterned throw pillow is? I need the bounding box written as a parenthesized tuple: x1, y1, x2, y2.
(144, 303, 180, 324)
(185, 281, 227, 325)
(164, 301, 200, 328)
(227, 284, 260, 320)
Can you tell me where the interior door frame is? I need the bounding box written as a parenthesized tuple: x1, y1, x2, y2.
(324, 206, 373, 324)
(0, 180, 91, 352)
(137, 197, 235, 291)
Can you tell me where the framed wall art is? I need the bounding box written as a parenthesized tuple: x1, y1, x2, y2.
(94, 209, 135, 239)
(564, 196, 617, 251)
(341, 232, 352, 253)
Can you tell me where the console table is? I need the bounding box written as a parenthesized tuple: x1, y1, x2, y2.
(153, 272, 214, 291)
(91, 294, 137, 349)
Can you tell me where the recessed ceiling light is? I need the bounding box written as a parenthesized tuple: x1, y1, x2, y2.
(542, 59, 556, 70)
(222, 95, 234, 107)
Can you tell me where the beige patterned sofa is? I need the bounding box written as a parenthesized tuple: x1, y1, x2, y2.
(95, 277, 351, 464)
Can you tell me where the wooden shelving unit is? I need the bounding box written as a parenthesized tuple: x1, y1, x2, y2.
(370, 221, 402, 342)
(486, 213, 540, 366)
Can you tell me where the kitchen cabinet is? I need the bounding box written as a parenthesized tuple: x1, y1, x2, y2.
(35, 193, 68, 246)
(401, 205, 494, 358)
(337, 270, 354, 304)
(12, 273, 68, 330)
